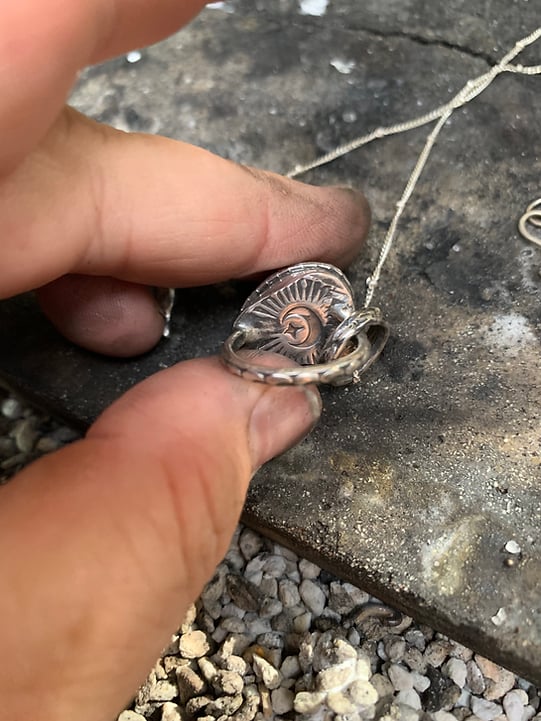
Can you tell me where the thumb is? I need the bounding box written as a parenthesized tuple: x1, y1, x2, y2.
(0, 357, 321, 721)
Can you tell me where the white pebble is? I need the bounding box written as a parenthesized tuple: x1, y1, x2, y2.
(504, 540, 521, 554)
(471, 696, 503, 720)
(273, 544, 298, 562)
(293, 611, 312, 633)
(262, 555, 287, 577)
(467, 660, 486, 694)
(384, 636, 406, 663)
(163, 656, 187, 674)
(396, 688, 421, 710)
(253, 655, 282, 690)
(342, 583, 370, 607)
(288, 603, 307, 619)
(450, 641, 473, 662)
(239, 528, 264, 560)
(198, 657, 217, 682)
(279, 579, 301, 607)
(126, 50, 142, 63)
(36, 436, 60, 453)
(211, 626, 228, 644)
(244, 616, 271, 636)
(287, 571, 301, 586)
(154, 660, 167, 680)
(317, 659, 356, 690)
(256, 632, 284, 652)
(299, 559, 321, 579)
(221, 602, 245, 619)
(176, 666, 205, 704)
(405, 629, 426, 651)
(180, 604, 197, 633)
(225, 654, 247, 675)
(424, 640, 452, 667)
(394, 703, 421, 721)
(203, 599, 223, 621)
(13, 418, 38, 453)
(286, 568, 301, 584)
(517, 678, 534, 693)
(443, 657, 467, 688)
(179, 630, 210, 659)
(456, 687, 472, 708)
(410, 671, 430, 693)
(161, 702, 182, 721)
(224, 633, 252, 656)
(220, 617, 246, 634)
(215, 669, 244, 695)
(388, 663, 414, 691)
(1, 398, 23, 419)
(491, 607, 508, 626)
(225, 546, 245, 570)
(349, 679, 378, 706)
(271, 687, 294, 714)
(245, 556, 266, 575)
(281, 655, 301, 679)
(299, 579, 326, 616)
(294, 690, 326, 714)
(503, 689, 528, 721)
(260, 576, 278, 598)
(118, 713, 146, 721)
(371, 673, 394, 697)
(148, 681, 177, 702)
(433, 712, 457, 721)
(245, 570, 263, 586)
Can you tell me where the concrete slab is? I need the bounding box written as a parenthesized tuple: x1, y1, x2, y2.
(1, 1, 540, 683)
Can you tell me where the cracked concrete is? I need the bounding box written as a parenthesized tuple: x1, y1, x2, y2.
(1, 0, 540, 685)
(339, 25, 496, 66)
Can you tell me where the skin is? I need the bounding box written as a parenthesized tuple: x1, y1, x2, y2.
(0, 2, 371, 720)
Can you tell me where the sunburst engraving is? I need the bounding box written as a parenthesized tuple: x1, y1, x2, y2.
(253, 277, 340, 364)
(233, 263, 356, 366)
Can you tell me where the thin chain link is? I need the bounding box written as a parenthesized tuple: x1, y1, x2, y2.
(287, 27, 541, 307)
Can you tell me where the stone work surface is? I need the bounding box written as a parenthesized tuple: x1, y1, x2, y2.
(0, 0, 540, 686)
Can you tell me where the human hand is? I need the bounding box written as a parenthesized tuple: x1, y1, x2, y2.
(0, 2, 371, 720)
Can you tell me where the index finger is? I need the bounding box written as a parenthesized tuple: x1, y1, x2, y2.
(0, 110, 370, 299)
(0, 0, 207, 171)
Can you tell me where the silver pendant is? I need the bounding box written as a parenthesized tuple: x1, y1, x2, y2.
(222, 262, 389, 386)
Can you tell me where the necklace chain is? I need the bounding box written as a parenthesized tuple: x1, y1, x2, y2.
(287, 27, 541, 307)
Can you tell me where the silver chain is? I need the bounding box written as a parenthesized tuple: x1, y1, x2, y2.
(287, 27, 541, 308)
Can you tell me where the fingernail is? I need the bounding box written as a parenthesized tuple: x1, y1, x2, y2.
(249, 385, 322, 470)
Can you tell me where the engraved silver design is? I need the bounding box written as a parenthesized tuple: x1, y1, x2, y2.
(222, 263, 389, 386)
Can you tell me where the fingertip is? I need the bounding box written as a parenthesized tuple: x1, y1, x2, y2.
(231, 351, 322, 469)
(330, 185, 372, 264)
(37, 274, 165, 357)
(307, 183, 371, 269)
(242, 167, 372, 273)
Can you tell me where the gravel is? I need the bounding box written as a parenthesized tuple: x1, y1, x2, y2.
(1, 387, 540, 721)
